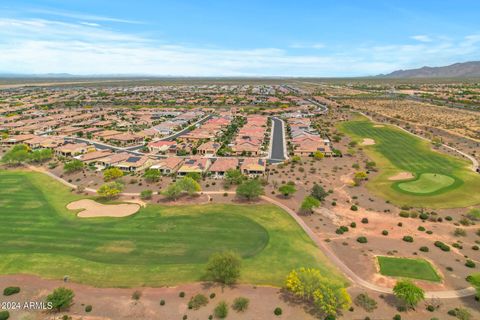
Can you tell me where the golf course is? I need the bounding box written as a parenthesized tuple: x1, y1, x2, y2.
(0, 170, 344, 287)
(339, 116, 480, 208)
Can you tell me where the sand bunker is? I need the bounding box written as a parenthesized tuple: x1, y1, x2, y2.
(361, 138, 376, 146)
(389, 172, 414, 181)
(67, 199, 140, 218)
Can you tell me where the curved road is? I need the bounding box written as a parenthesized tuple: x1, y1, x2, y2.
(28, 167, 475, 300)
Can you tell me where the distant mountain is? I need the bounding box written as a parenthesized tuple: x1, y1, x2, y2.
(379, 61, 480, 78)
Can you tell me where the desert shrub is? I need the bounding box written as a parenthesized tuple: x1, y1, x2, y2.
(0, 311, 9, 320)
(3, 286, 20, 296)
(210, 293, 216, 299)
(85, 305, 92, 312)
(188, 294, 209, 310)
(160, 299, 165, 306)
(454, 228, 467, 237)
(393, 315, 401, 320)
(434, 241, 450, 251)
(426, 305, 435, 312)
(399, 211, 410, 218)
(382, 230, 389, 236)
(452, 243, 463, 249)
(350, 205, 358, 211)
(445, 216, 453, 221)
(448, 307, 471, 320)
(354, 293, 377, 312)
(179, 291, 185, 298)
(418, 226, 426, 232)
(403, 236, 414, 243)
(140, 189, 153, 200)
(232, 297, 249, 312)
(357, 236, 368, 244)
(214, 301, 228, 319)
(182, 315, 187, 320)
(472, 245, 479, 251)
(274, 307, 282, 316)
(419, 246, 429, 252)
(132, 291, 141, 300)
(46, 287, 75, 311)
(419, 213, 429, 220)
(350, 222, 357, 228)
(465, 260, 476, 268)
(361, 218, 369, 224)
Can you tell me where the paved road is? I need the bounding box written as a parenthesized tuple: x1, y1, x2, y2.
(160, 114, 213, 142)
(269, 117, 287, 163)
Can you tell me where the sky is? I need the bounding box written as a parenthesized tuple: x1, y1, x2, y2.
(0, 0, 480, 77)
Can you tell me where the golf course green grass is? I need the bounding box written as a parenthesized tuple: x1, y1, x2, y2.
(339, 116, 480, 208)
(0, 170, 344, 287)
(397, 173, 455, 194)
(377, 256, 441, 282)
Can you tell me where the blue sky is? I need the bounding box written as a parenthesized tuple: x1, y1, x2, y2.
(1, 0, 479, 76)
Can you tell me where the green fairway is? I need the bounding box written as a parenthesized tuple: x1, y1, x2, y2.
(339, 116, 480, 208)
(398, 173, 455, 194)
(0, 170, 344, 287)
(377, 256, 441, 282)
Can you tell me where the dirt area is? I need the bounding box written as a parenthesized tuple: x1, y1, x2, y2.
(1, 275, 478, 320)
(0, 275, 316, 320)
(389, 172, 414, 181)
(67, 199, 140, 218)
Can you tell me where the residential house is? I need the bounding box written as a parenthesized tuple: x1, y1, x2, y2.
(197, 141, 221, 156)
(177, 157, 211, 176)
(240, 158, 266, 177)
(208, 158, 238, 179)
(150, 157, 184, 175)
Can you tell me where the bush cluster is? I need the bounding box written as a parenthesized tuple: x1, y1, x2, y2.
(434, 241, 450, 252)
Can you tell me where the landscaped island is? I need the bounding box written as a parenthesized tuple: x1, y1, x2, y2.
(0, 170, 344, 287)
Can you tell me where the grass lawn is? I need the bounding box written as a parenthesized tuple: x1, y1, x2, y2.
(339, 116, 480, 208)
(0, 170, 345, 287)
(377, 256, 441, 282)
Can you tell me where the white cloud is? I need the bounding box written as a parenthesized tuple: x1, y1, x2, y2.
(289, 43, 325, 49)
(0, 17, 479, 76)
(28, 8, 142, 24)
(411, 35, 433, 42)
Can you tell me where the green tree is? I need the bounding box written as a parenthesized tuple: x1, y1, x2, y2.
(185, 172, 201, 182)
(97, 181, 123, 199)
(311, 184, 328, 202)
(30, 149, 53, 163)
(143, 169, 161, 182)
(300, 196, 320, 214)
(46, 287, 75, 312)
(393, 280, 425, 309)
(285, 268, 351, 317)
(177, 176, 201, 195)
(353, 171, 368, 186)
(206, 251, 241, 286)
(278, 183, 296, 198)
(467, 273, 480, 299)
(224, 169, 244, 186)
(63, 159, 84, 173)
(103, 167, 124, 181)
(1, 144, 30, 166)
(140, 189, 153, 200)
(236, 179, 264, 201)
(163, 182, 183, 200)
(313, 151, 325, 160)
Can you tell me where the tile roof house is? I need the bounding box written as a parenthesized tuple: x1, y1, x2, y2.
(95, 152, 131, 168)
(75, 149, 113, 163)
(114, 155, 153, 172)
(240, 158, 266, 177)
(177, 157, 212, 176)
(2, 134, 36, 145)
(150, 157, 184, 175)
(55, 143, 90, 157)
(148, 140, 177, 154)
(208, 158, 239, 178)
(197, 141, 222, 156)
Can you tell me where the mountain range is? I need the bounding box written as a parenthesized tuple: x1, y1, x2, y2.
(380, 61, 480, 78)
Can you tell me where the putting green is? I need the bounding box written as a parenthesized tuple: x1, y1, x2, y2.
(397, 173, 455, 194)
(0, 170, 345, 287)
(339, 115, 480, 208)
(377, 256, 441, 282)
